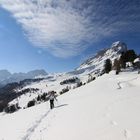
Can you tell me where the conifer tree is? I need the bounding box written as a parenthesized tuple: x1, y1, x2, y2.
(104, 59, 112, 73)
(113, 59, 121, 74)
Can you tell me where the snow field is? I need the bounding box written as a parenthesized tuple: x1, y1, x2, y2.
(0, 71, 140, 140)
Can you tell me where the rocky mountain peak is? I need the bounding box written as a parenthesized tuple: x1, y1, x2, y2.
(111, 41, 127, 53)
(74, 41, 128, 75)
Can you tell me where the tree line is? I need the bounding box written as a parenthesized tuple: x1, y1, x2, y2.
(104, 49, 138, 74)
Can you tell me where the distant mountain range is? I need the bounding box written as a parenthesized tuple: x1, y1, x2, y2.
(0, 69, 48, 87)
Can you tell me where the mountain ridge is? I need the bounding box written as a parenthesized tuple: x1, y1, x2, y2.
(73, 41, 128, 75)
(0, 69, 48, 86)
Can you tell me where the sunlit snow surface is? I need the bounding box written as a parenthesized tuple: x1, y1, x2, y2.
(0, 70, 140, 140)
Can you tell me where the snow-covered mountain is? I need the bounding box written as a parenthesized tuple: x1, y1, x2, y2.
(0, 41, 140, 140)
(0, 41, 129, 110)
(70, 41, 127, 75)
(0, 69, 48, 86)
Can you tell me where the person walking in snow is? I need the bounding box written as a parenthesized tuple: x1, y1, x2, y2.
(49, 91, 57, 109)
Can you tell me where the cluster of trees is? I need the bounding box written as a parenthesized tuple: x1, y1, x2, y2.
(59, 77, 85, 95)
(60, 81, 84, 95)
(27, 91, 57, 108)
(0, 82, 23, 113)
(134, 59, 140, 70)
(76, 82, 83, 87)
(0, 87, 39, 113)
(0, 101, 8, 112)
(20, 88, 39, 94)
(120, 50, 137, 68)
(4, 103, 20, 113)
(87, 74, 96, 83)
(60, 77, 79, 85)
(59, 87, 69, 95)
(27, 100, 36, 108)
(36, 92, 49, 102)
(104, 50, 137, 74)
(0, 76, 43, 113)
(3, 90, 58, 113)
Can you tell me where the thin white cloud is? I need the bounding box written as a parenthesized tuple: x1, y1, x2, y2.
(0, 0, 140, 57)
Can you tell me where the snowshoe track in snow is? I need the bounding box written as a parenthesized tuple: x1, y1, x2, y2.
(117, 77, 138, 90)
(123, 129, 132, 139)
(22, 110, 51, 140)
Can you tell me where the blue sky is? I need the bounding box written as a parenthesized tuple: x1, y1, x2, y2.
(0, 0, 140, 73)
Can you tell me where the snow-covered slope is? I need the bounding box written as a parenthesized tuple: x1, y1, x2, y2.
(8, 73, 83, 109)
(0, 70, 140, 140)
(73, 41, 127, 75)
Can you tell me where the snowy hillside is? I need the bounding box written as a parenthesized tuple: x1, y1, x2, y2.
(8, 73, 84, 109)
(0, 70, 140, 140)
(0, 40, 139, 140)
(72, 41, 127, 75)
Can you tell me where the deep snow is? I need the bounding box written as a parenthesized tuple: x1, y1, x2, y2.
(0, 70, 140, 140)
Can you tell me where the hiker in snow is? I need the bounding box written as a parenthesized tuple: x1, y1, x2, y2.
(49, 91, 57, 109)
